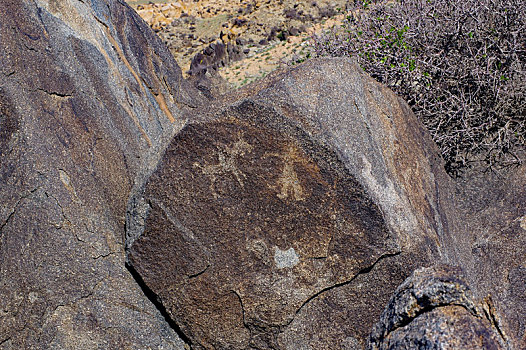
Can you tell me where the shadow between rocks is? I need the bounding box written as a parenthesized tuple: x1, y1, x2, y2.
(126, 262, 192, 347)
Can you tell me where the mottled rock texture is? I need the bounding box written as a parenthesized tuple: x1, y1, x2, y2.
(451, 164, 526, 350)
(0, 0, 205, 348)
(2, 0, 524, 348)
(126, 58, 455, 349)
(369, 265, 505, 349)
(364, 147, 526, 350)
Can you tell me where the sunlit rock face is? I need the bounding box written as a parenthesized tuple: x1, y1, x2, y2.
(127, 58, 452, 349)
(0, 0, 204, 348)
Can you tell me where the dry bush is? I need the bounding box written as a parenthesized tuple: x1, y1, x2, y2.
(313, 0, 526, 175)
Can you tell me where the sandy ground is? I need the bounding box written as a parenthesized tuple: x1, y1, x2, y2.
(126, 0, 348, 88)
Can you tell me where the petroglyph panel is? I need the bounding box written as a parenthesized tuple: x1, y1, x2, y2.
(128, 107, 397, 349)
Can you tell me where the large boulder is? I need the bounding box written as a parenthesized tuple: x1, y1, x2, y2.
(126, 58, 455, 349)
(0, 0, 205, 348)
(2, 0, 523, 347)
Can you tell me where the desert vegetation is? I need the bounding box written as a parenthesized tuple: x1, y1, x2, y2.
(313, 0, 526, 175)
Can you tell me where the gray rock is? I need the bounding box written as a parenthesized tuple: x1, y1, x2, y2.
(0, 0, 205, 348)
(366, 157, 526, 350)
(450, 163, 526, 350)
(126, 58, 453, 349)
(368, 265, 505, 350)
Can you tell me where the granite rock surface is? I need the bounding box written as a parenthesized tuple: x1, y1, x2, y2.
(126, 58, 455, 349)
(0, 0, 205, 348)
(451, 163, 526, 350)
(1, 0, 524, 348)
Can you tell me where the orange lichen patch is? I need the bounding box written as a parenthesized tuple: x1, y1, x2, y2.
(101, 25, 147, 96)
(102, 25, 177, 126)
(153, 92, 176, 123)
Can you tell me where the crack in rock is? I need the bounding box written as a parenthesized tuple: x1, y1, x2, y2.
(125, 261, 192, 348)
(1, 186, 41, 238)
(291, 251, 402, 324)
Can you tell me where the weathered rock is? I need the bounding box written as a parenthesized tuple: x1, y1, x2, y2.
(0, 0, 205, 348)
(2, 0, 523, 346)
(188, 40, 243, 78)
(127, 58, 454, 349)
(189, 41, 227, 75)
(366, 157, 526, 350)
(277, 252, 424, 349)
(369, 265, 505, 349)
(450, 164, 526, 350)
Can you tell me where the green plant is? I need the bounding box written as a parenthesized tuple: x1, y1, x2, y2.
(313, 0, 526, 175)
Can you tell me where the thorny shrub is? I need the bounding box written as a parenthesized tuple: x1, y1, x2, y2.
(313, 0, 526, 175)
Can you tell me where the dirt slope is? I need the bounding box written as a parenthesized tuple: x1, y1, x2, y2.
(126, 0, 348, 87)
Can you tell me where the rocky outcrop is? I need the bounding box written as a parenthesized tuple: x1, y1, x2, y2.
(188, 40, 242, 76)
(0, 0, 205, 348)
(2, 0, 524, 348)
(369, 265, 505, 349)
(451, 164, 526, 350)
(126, 58, 454, 349)
(132, 0, 353, 73)
(126, 56, 524, 349)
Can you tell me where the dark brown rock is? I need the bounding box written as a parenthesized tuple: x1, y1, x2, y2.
(127, 58, 453, 349)
(189, 42, 227, 76)
(368, 265, 505, 350)
(128, 102, 396, 348)
(188, 40, 244, 78)
(0, 0, 205, 348)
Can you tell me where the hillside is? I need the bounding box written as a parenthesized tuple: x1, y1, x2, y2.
(126, 0, 349, 87)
